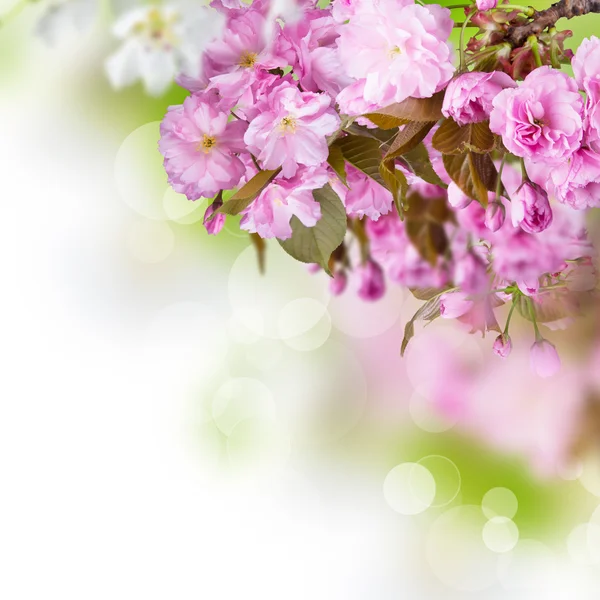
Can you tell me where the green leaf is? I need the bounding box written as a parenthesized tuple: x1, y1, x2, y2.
(335, 134, 387, 188)
(400, 143, 445, 187)
(404, 195, 452, 266)
(409, 286, 453, 301)
(385, 121, 437, 161)
(217, 168, 281, 216)
(279, 185, 346, 274)
(364, 91, 445, 129)
(379, 159, 408, 217)
(432, 118, 495, 155)
(442, 152, 497, 206)
(327, 144, 348, 186)
(401, 294, 444, 356)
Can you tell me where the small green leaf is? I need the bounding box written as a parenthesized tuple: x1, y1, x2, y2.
(327, 144, 348, 186)
(432, 118, 495, 155)
(379, 159, 408, 216)
(217, 168, 281, 216)
(400, 143, 445, 187)
(335, 134, 387, 188)
(404, 195, 452, 266)
(443, 152, 497, 206)
(401, 294, 444, 356)
(249, 233, 266, 275)
(385, 121, 437, 161)
(364, 92, 445, 129)
(279, 185, 346, 274)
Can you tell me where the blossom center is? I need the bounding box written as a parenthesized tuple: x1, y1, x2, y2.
(388, 45, 402, 59)
(279, 115, 297, 134)
(198, 134, 217, 153)
(239, 51, 259, 69)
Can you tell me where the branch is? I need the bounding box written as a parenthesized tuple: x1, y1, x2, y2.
(507, 0, 600, 47)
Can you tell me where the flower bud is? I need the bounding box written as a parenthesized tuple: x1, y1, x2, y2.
(476, 0, 497, 9)
(442, 70, 515, 126)
(357, 260, 385, 302)
(203, 202, 226, 236)
(493, 334, 512, 358)
(530, 339, 561, 378)
(440, 291, 474, 319)
(329, 270, 348, 296)
(447, 182, 472, 209)
(511, 182, 553, 233)
(484, 201, 505, 232)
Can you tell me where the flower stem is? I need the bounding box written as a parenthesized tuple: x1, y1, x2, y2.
(528, 35, 543, 67)
(459, 9, 477, 72)
(527, 297, 542, 341)
(504, 296, 518, 335)
(494, 4, 535, 15)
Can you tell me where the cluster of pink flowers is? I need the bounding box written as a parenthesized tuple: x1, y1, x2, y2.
(159, 0, 600, 377)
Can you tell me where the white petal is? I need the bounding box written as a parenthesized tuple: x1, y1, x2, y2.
(105, 41, 142, 90)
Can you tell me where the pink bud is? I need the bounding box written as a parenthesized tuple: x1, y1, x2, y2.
(493, 334, 512, 358)
(357, 260, 385, 302)
(484, 201, 505, 232)
(530, 339, 561, 378)
(476, 0, 497, 9)
(511, 182, 553, 234)
(447, 182, 472, 209)
(440, 291, 474, 319)
(203, 203, 226, 236)
(306, 263, 322, 274)
(329, 270, 348, 296)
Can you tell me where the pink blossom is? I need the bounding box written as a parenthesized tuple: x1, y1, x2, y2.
(511, 181, 553, 233)
(454, 252, 489, 295)
(329, 270, 348, 295)
(572, 35, 600, 152)
(203, 202, 226, 235)
(356, 260, 386, 301)
(476, 0, 497, 9)
(159, 92, 247, 200)
(493, 334, 512, 358)
(366, 212, 448, 289)
(447, 182, 473, 209)
(338, 165, 393, 220)
(240, 167, 329, 240)
(336, 1, 455, 109)
(244, 81, 340, 177)
(484, 201, 505, 232)
(440, 291, 474, 319)
(490, 67, 583, 164)
(442, 71, 516, 126)
(527, 148, 600, 210)
(530, 339, 561, 378)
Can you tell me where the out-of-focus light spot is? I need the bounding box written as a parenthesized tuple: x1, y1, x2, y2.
(578, 453, 600, 497)
(383, 463, 436, 515)
(409, 388, 457, 433)
(226, 417, 291, 472)
(212, 378, 275, 437)
(567, 523, 600, 565)
(497, 540, 556, 591)
(417, 455, 461, 508)
(127, 219, 175, 263)
(229, 311, 263, 344)
(278, 298, 331, 351)
(426, 505, 499, 592)
(228, 245, 328, 339)
(482, 487, 518, 520)
(245, 339, 283, 372)
(162, 187, 207, 225)
(482, 517, 519, 553)
(328, 282, 404, 339)
(115, 122, 169, 220)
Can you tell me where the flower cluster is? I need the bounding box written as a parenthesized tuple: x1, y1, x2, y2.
(157, 0, 600, 377)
